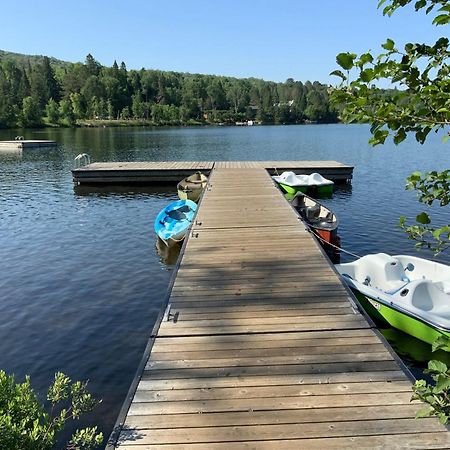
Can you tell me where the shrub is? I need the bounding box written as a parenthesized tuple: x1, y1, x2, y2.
(0, 371, 103, 450)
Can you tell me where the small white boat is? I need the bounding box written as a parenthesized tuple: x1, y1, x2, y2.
(272, 171, 334, 197)
(336, 253, 450, 350)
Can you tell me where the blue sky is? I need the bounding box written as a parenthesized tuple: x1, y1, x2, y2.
(1, 0, 444, 83)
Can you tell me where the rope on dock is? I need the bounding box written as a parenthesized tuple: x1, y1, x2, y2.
(308, 228, 362, 259)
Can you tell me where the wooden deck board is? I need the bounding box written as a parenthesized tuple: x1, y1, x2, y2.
(117, 433, 450, 450)
(111, 166, 449, 449)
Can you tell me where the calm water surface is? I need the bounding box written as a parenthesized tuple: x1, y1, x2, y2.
(1, 124, 450, 445)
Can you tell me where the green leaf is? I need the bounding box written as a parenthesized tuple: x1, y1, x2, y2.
(382, 38, 395, 51)
(433, 14, 450, 25)
(433, 227, 445, 239)
(408, 171, 422, 182)
(360, 68, 374, 83)
(428, 360, 448, 373)
(416, 212, 431, 224)
(359, 52, 374, 65)
(336, 53, 356, 70)
(436, 377, 450, 392)
(414, 0, 426, 10)
(415, 406, 433, 418)
(329, 69, 347, 80)
(393, 128, 407, 144)
(356, 97, 367, 107)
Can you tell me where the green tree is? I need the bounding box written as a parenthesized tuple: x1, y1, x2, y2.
(62, 63, 89, 98)
(19, 96, 41, 127)
(206, 78, 226, 111)
(85, 54, 101, 77)
(81, 76, 105, 103)
(131, 93, 146, 119)
(70, 92, 86, 119)
(305, 90, 327, 121)
(331, 0, 450, 253)
(40, 56, 60, 102)
(0, 49, 337, 128)
(59, 99, 76, 125)
(120, 106, 131, 119)
(226, 79, 249, 114)
(274, 104, 291, 124)
(45, 98, 60, 124)
(0, 371, 102, 450)
(0, 65, 17, 127)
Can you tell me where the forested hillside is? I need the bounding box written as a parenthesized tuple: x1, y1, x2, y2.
(0, 52, 337, 128)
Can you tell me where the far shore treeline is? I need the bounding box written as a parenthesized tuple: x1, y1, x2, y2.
(0, 51, 338, 129)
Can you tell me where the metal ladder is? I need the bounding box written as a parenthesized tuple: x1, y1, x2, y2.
(73, 153, 91, 169)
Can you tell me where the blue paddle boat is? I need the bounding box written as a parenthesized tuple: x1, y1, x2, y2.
(154, 199, 197, 245)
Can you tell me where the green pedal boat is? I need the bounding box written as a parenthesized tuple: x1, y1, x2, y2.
(272, 171, 334, 198)
(336, 253, 450, 351)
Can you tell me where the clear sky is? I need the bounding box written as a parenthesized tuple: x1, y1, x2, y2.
(1, 0, 445, 84)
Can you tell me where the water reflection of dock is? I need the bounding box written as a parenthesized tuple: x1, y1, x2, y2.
(108, 166, 450, 449)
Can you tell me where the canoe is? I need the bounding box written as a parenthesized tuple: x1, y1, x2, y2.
(289, 191, 339, 246)
(177, 172, 208, 202)
(272, 171, 334, 197)
(336, 253, 450, 350)
(154, 199, 197, 245)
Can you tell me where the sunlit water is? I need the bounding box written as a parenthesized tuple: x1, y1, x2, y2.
(1, 124, 450, 444)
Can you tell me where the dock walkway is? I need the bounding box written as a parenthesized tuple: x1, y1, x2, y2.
(112, 167, 450, 449)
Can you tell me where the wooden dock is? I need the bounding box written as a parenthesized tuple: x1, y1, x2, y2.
(72, 160, 353, 184)
(0, 139, 57, 150)
(109, 167, 450, 449)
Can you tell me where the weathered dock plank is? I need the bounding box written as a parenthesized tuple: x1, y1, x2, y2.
(109, 166, 449, 449)
(72, 160, 353, 184)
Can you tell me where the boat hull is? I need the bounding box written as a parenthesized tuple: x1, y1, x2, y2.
(315, 184, 333, 198)
(316, 228, 339, 246)
(351, 288, 450, 350)
(280, 183, 333, 198)
(177, 187, 203, 202)
(279, 183, 308, 195)
(154, 199, 197, 245)
(177, 172, 208, 202)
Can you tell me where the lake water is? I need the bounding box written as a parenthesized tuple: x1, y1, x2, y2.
(1, 124, 450, 445)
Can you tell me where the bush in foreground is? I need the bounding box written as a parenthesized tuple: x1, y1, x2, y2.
(0, 370, 103, 450)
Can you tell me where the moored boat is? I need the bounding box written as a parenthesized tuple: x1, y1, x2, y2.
(154, 199, 197, 246)
(289, 191, 339, 248)
(177, 172, 208, 202)
(272, 171, 334, 197)
(336, 253, 450, 350)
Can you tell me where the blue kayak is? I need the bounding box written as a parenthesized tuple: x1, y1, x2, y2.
(154, 199, 197, 244)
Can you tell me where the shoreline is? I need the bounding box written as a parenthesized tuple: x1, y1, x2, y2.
(0, 119, 340, 131)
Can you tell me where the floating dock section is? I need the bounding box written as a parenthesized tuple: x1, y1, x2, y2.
(109, 166, 450, 449)
(0, 140, 57, 150)
(72, 160, 353, 184)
